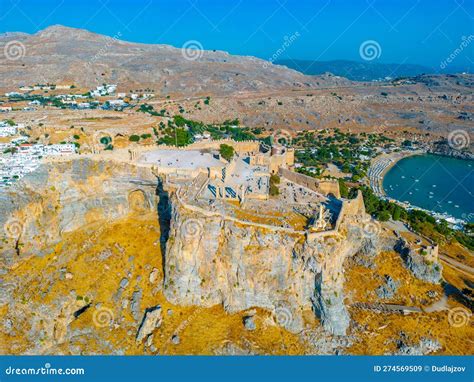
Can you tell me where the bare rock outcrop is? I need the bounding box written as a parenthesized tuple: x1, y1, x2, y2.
(394, 238, 442, 283)
(0, 159, 157, 262)
(136, 306, 162, 343)
(163, 190, 375, 336)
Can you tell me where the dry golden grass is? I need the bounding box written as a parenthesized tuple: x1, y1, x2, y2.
(2, 212, 471, 355)
(234, 206, 307, 230)
(348, 300, 473, 355)
(345, 251, 444, 307)
(1, 213, 306, 355)
(345, 251, 473, 355)
(440, 241, 474, 269)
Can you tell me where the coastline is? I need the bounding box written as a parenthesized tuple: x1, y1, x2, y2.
(368, 150, 423, 197)
(368, 150, 472, 226)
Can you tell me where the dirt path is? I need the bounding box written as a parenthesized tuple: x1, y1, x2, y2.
(440, 254, 474, 278)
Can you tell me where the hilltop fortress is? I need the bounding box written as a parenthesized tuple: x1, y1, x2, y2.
(1, 138, 379, 336)
(133, 140, 372, 335)
(0, 137, 446, 343)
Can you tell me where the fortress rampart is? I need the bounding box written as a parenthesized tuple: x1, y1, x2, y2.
(153, 139, 260, 153)
(279, 168, 341, 199)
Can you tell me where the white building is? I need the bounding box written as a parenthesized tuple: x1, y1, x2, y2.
(44, 144, 77, 156)
(108, 100, 126, 108)
(0, 125, 17, 137)
(90, 84, 117, 97)
(5, 92, 22, 97)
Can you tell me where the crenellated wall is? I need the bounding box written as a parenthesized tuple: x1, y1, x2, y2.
(153, 139, 260, 154)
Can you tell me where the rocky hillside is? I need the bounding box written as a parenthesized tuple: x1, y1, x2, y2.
(1, 25, 472, 139)
(1, 159, 471, 355)
(0, 25, 321, 94)
(0, 159, 157, 263)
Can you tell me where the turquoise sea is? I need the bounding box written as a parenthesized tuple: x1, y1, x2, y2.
(383, 154, 474, 222)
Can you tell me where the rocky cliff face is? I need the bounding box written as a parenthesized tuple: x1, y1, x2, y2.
(163, 191, 377, 335)
(428, 140, 474, 160)
(0, 159, 157, 264)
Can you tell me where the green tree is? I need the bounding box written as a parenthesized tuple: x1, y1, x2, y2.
(338, 179, 349, 198)
(392, 205, 402, 221)
(175, 128, 192, 147)
(219, 144, 235, 162)
(377, 210, 392, 222)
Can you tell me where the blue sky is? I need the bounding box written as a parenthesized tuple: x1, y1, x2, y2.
(0, 0, 472, 69)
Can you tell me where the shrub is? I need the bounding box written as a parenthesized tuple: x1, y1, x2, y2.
(219, 144, 235, 162)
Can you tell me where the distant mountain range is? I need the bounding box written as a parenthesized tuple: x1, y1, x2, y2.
(275, 59, 471, 82)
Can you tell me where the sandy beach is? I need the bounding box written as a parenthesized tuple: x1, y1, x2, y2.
(368, 150, 424, 197)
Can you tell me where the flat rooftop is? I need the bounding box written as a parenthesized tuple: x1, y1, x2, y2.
(138, 149, 225, 171)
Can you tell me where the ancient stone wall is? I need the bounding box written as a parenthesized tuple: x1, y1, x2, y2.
(278, 168, 341, 198)
(152, 139, 260, 154)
